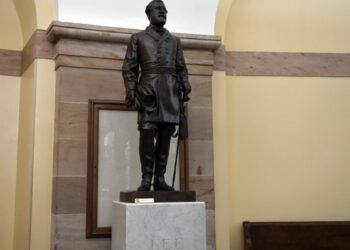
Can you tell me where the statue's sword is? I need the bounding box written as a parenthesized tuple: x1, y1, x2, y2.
(172, 93, 188, 188)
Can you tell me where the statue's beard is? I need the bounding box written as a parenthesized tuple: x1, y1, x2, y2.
(150, 17, 166, 27)
(157, 21, 166, 27)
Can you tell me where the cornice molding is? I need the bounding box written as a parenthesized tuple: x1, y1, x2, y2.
(47, 21, 222, 50)
(4, 21, 349, 78)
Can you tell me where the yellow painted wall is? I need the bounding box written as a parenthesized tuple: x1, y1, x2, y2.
(13, 64, 36, 250)
(13, 0, 54, 44)
(0, 76, 20, 250)
(30, 60, 55, 250)
(227, 77, 350, 249)
(12, 0, 37, 44)
(0, 0, 23, 49)
(13, 60, 56, 250)
(0, 1, 23, 249)
(214, 0, 350, 249)
(212, 71, 231, 250)
(34, 0, 55, 30)
(213, 2, 233, 250)
(225, 0, 350, 52)
(214, 0, 233, 43)
(7, 0, 56, 249)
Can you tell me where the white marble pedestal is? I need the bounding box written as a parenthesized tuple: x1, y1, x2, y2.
(112, 201, 206, 250)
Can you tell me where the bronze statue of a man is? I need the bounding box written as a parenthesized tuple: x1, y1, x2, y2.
(122, 0, 191, 191)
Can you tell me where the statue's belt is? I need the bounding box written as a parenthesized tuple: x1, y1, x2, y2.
(142, 67, 177, 76)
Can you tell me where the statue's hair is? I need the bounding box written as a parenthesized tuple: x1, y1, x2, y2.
(145, 0, 166, 18)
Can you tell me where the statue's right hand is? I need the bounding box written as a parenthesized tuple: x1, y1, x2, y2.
(125, 90, 136, 108)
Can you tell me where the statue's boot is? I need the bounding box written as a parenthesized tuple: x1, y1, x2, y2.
(137, 129, 156, 191)
(153, 124, 175, 191)
(153, 153, 174, 191)
(137, 156, 153, 191)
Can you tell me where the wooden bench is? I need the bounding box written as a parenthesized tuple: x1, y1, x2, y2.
(243, 221, 350, 250)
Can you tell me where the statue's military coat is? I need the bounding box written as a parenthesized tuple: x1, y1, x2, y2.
(122, 26, 190, 125)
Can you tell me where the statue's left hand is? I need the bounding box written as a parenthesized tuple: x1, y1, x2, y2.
(125, 89, 136, 107)
(180, 83, 191, 102)
(182, 82, 191, 95)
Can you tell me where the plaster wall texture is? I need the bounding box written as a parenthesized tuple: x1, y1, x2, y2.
(226, 76, 350, 249)
(13, 63, 36, 250)
(0, 76, 20, 250)
(12, 60, 56, 250)
(30, 59, 56, 250)
(214, 0, 232, 43)
(0, 3, 22, 249)
(213, 0, 350, 249)
(13, 0, 54, 44)
(212, 71, 230, 250)
(0, 0, 23, 50)
(12, 0, 37, 45)
(225, 0, 350, 52)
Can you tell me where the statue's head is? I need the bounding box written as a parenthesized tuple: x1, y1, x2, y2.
(145, 0, 167, 27)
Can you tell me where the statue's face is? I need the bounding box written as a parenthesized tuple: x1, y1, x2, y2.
(149, 2, 167, 26)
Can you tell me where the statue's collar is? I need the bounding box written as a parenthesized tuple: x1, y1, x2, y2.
(146, 26, 170, 42)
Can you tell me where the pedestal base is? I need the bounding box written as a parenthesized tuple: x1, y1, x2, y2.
(120, 190, 196, 203)
(112, 201, 206, 250)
